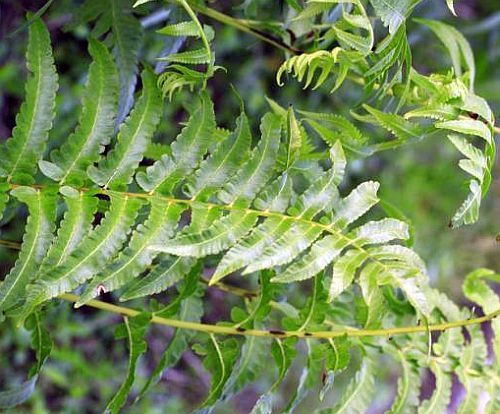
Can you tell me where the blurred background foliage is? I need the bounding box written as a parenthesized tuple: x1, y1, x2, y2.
(0, 0, 499, 412)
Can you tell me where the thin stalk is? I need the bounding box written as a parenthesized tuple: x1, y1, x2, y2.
(184, 0, 301, 55)
(0, 182, 483, 293)
(0, 239, 22, 250)
(60, 293, 500, 340)
(176, 0, 212, 80)
(5, 182, 380, 267)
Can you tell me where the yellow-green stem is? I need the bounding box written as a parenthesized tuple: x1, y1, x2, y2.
(185, 0, 300, 55)
(60, 293, 499, 340)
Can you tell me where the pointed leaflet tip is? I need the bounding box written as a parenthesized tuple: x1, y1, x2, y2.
(447, 0, 457, 16)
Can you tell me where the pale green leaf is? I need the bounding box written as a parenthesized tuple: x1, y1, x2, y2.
(0, 18, 58, 183)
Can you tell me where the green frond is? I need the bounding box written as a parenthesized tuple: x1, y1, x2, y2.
(184, 111, 252, 200)
(0, 187, 57, 314)
(218, 113, 282, 206)
(386, 347, 421, 414)
(76, 198, 186, 305)
(417, 360, 452, 414)
(156, 65, 206, 100)
(364, 24, 412, 104)
(136, 270, 203, 399)
(25, 310, 53, 378)
(87, 69, 162, 190)
(210, 216, 292, 284)
(369, 0, 418, 34)
(248, 338, 296, 412)
(279, 0, 373, 93)
(72, 0, 143, 122)
(456, 323, 487, 414)
(22, 194, 144, 313)
(276, 49, 352, 93)
(157, 21, 200, 37)
(356, 105, 424, 141)
(435, 118, 494, 227)
(39, 39, 119, 186)
(299, 110, 367, 156)
(229, 335, 272, 392)
(38, 187, 98, 274)
(194, 335, 241, 409)
(284, 340, 324, 413)
(1, 6, 498, 412)
(160, 48, 212, 65)
(0, 18, 58, 184)
(109, 0, 143, 122)
(293, 2, 331, 21)
(318, 355, 375, 413)
(105, 312, 151, 414)
(152, 210, 259, 258)
(462, 268, 500, 356)
(120, 256, 196, 301)
(415, 18, 475, 89)
(136, 91, 216, 194)
(359, 69, 495, 227)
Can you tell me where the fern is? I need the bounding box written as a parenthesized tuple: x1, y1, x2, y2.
(0, 18, 58, 184)
(0, 187, 57, 314)
(106, 312, 151, 414)
(87, 68, 162, 189)
(38, 39, 119, 187)
(0, 7, 499, 414)
(71, 0, 143, 123)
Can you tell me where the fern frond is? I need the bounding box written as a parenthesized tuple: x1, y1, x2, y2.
(155, 210, 259, 258)
(299, 110, 367, 156)
(39, 39, 119, 187)
(251, 338, 296, 412)
(136, 268, 203, 399)
(462, 269, 500, 356)
(105, 312, 150, 414)
(0, 187, 56, 314)
(71, 0, 143, 123)
(357, 71, 495, 227)
(156, 64, 207, 100)
(386, 346, 421, 414)
(160, 48, 212, 65)
(136, 91, 216, 194)
(121, 256, 196, 301)
(157, 21, 200, 37)
(87, 69, 162, 190)
(278, 0, 375, 93)
(0, 18, 58, 184)
(38, 187, 98, 274)
(22, 194, 144, 315)
(369, 0, 417, 34)
(318, 354, 375, 413)
(76, 197, 185, 305)
(218, 113, 282, 206)
(418, 359, 452, 414)
(184, 111, 252, 200)
(355, 104, 424, 141)
(415, 18, 475, 89)
(194, 335, 240, 409)
(277, 48, 356, 93)
(455, 322, 487, 414)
